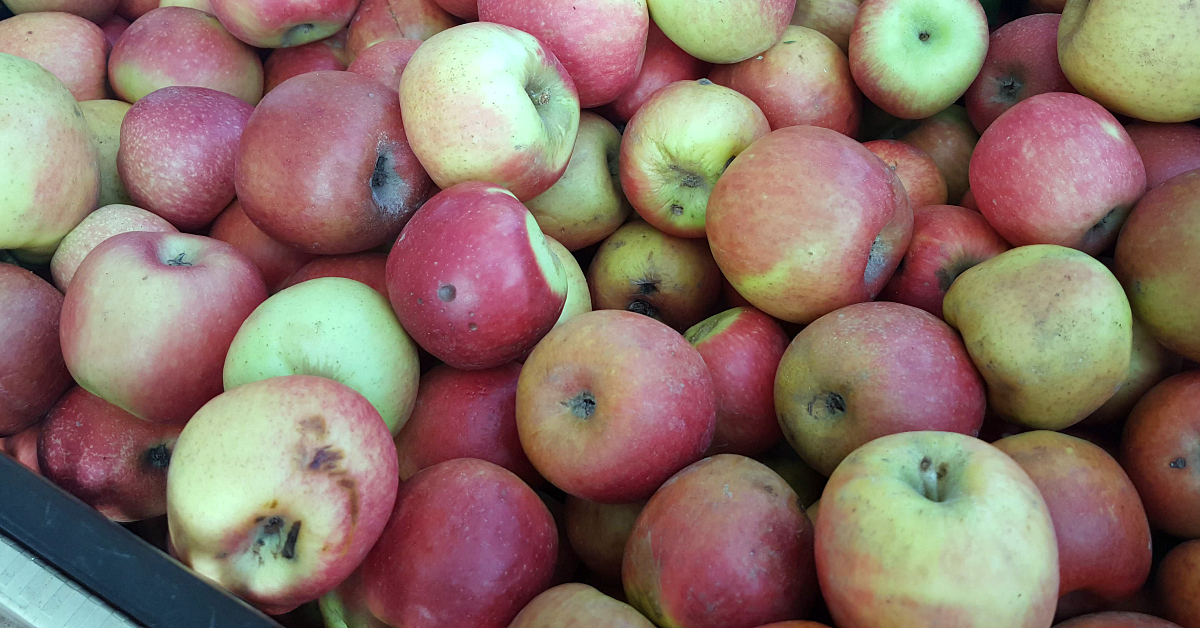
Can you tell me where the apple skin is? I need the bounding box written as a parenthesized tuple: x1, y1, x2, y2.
(386, 181, 568, 369)
(877, 204, 1011, 319)
(0, 264, 73, 438)
(863, 139, 948, 208)
(646, 0, 793, 64)
(108, 7, 265, 105)
(1125, 122, 1200, 190)
(776, 301, 987, 476)
(526, 112, 632, 252)
(51, 204, 179, 293)
(1081, 313, 1182, 426)
(115, 0, 156, 21)
(623, 454, 818, 628)
(98, 14, 130, 50)
(207, 199, 316, 293)
(167, 375, 399, 615)
(684, 307, 788, 456)
(754, 441, 827, 509)
(706, 125, 913, 325)
(78, 100, 135, 209)
(992, 431, 1153, 601)
(960, 187, 978, 210)
(1119, 372, 1200, 539)
(479, 0, 648, 108)
(236, 70, 433, 255)
(393, 362, 543, 485)
(263, 31, 351, 93)
(755, 623, 833, 628)
(282, 252, 389, 298)
(708, 25, 861, 136)
(516, 310, 716, 503)
(543, 236, 592, 328)
(346, 38, 420, 91)
(790, 0, 860, 52)
(345, 0, 456, 58)
(1157, 540, 1200, 628)
(431, 0, 474, 19)
(1055, 613, 1183, 628)
(564, 497, 645, 582)
(970, 92, 1147, 255)
(619, 79, 770, 238)
(509, 583, 655, 628)
(603, 21, 711, 124)
(2, 0, 118, 22)
(60, 231, 268, 424)
(848, 0, 989, 120)
(118, 86, 255, 232)
(816, 431, 1059, 628)
(399, 22, 581, 202)
(38, 386, 183, 522)
(207, 0, 358, 48)
(899, 104, 978, 205)
(0, 12, 108, 101)
(361, 458, 558, 628)
(159, 0, 213, 12)
(586, 220, 722, 331)
(963, 13, 1074, 133)
(2, 420, 42, 475)
(318, 568, 389, 628)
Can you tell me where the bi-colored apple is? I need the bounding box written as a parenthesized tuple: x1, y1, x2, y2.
(50, 204, 178, 292)
(0, 264, 72, 437)
(963, 13, 1073, 133)
(509, 583, 654, 628)
(863, 139, 948, 208)
(0, 11, 107, 101)
(344, 0, 456, 57)
(603, 21, 711, 123)
(1157, 540, 1200, 628)
(208, 0, 358, 48)
(646, 0, 793, 64)
(346, 38, 420, 92)
(207, 200, 315, 293)
(899, 104, 978, 205)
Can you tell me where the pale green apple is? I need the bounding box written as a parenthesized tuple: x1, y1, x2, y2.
(223, 277, 420, 435)
(545, 236, 592, 329)
(647, 0, 794, 64)
(943, 244, 1133, 431)
(77, 100, 134, 209)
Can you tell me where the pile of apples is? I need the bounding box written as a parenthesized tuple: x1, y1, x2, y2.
(4, 0, 1200, 625)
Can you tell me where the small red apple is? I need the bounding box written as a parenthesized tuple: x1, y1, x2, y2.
(1157, 539, 1200, 628)
(207, 199, 316, 293)
(282, 252, 389, 298)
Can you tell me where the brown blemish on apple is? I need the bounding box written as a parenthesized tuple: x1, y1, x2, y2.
(281, 521, 301, 559)
(627, 299, 663, 320)
(806, 391, 846, 421)
(309, 445, 344, 471)
(562, 391, 596, 420)
(338, 477, 360, 531)
(300, 415, 328, 435)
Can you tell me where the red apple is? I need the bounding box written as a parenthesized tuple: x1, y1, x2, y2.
(281, 252, 389, 297)
(789, 0, 860, 52)
(960, 187, 978, 210)
(516, 310, 716, 503)
(623, 454, 818, 628)
(0, 264, 72, 437)
(1120, 372, 1200, 538)
(0, 12, 107, 101)
(59, 231, 268, 423)
(39, 386, 183, 522)
(964, 13, 1074, 133)
(684, 307, 788, 456)
(262, 30, 351, 93)
(431, 0, 474, 20)
(346, 38, 420, 91)
(386, 182, 567, 369)
(706, 124, 913, 324)
(236, 70, 433, 255)
(1, 420, 42, 475)
(118, 86, 254, 232)
(115, 0, 157, 21)
(1157, 540, 1200, 628)
(970, 92, 1147, 255)
(50, 204, 179, 293)
(3, 0, 119, 22)
(361, 458, 558, 628)
(899, 104, 978, 204)
(99, 14, 130, 49)
(878, 204, 1011, 319)
(207, 199, 316, 293)
(564, 497, 644, 583)
(208, 0, 358, 48)
(708, 25, 861, 135)
(1055, 613, 1183, 628)
(756, 623, 833, 628)
(509, 583, 655, 628)
(344, 0, 457, 58)
(1125, 122, 1200, 190)
(108, 7, 264, 104)
(864, 139, 948, 208)
(603, 21, 711, 123)
(992, 431, 1153, 601)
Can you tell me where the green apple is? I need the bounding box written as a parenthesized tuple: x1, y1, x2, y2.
(647, 0, 794, 64)
(77, 100, 135, 209)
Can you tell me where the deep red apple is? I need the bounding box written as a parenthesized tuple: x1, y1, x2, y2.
(864, 139, 948, 208)
(344, 0, 457, 57)
(1055, 613, 1182, 628)
(1, 421, 42, 475)
(0, 263, 72, 437)
(563, 497, 645, 582)
(281, 252, 389, 297)
(603, 22, 711, 123)
(346, 38, 421, 91)
(1124, 122, 1200, 190)
(207, 199, 316, 293)
(899, 104, 978, 205)
(262, 30, 351, 93)
(1157, 540, 1200, 628)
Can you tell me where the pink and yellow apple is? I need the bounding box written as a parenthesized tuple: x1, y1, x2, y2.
(346, 38, 420, 91)
(344, 0, 456, 57)
(0, 11, 107, 101)
(899, 104, 978, 204)
(646, 0, 792, 64)
(208, 0, 358, 47)
(50, 203, 178, 292)
(603, 21, 710, 123)
(509, 584, 655, 628)
(2, 0, 118, 22)
(863, 139, 947, 208)
(790, 0, 860, 52)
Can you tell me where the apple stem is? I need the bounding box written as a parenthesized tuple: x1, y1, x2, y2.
(919, 457, 940, 502)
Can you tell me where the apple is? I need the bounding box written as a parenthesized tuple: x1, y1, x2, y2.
(167, 375, 399, 615)
(538, 491, 581, 587)
(224, 277, 421, 435)
(236, 70, 433, 255)
(960, 187, 978, 210)
(393, 362, 542, 484)
(115, 0, 156, 21)
(1157, 540, 1200, 628)
(1125, 122, 1200, 190)
(753, 442, 826, 508)
(963, 13, 1074, 133)
(430, 0, 474, 19)
(848, 0, 988, 120)
(78, 99, 135, 209)
(587, 220, 722, 331)
(623, 454, 818, 628)
(0, 53, 100, 262)
(816, 431, 1059, 628)
(346, 38, 420, 91)
(646, 0, 792, 64)
(39, 386, 183, 522)
(776, 301, 986, 475)
(1028, 0, 1065, 11)
(943, 245, 1132, 431)
(863, 139, 948, 208)
(992, 431, 1153, 601)
(0, 264, 72, 438)
(399, 22, 581, 202)
(683, 307, 788, 456)
(544, 236, 592, 328)
(564, 497, 645, 582)
(50, 203, 178, 292)
(1058, 0, 1200, 123)
(118, 86, 255, 232)
(207, 199, 316, 293)
(282, 252, 389, 298)
(263, 31, 351, 93)
(970, 92, 1146, 255)
(386, 182, 567, 369)
(706, 125, 913, 324)
(877, 204, 1011, 319)
(1055, 613, 1183, 628)
(207, 0, 358, 48)
(708, 25, 861, 136)
(0, 11, 107, 101)
(516, 310, 716, 503)
(1, 420, 42, 475)
(1114, 169, 1200, 362)
(526, 112, 632, 251)
(899, 104, 978, 204)
(344, 0, 456, 58)
(98, 14, 130, 49)
(2, 0, 118, 21)
(159, 0, 213, 12)
(1120, 372, 1200, 539)
(619, 79, 770, 238)
(790, 0, 860, 52)
(60, 231, 268, 423)
(360, 458, 558, 628)
(108, 7, 265, 105)
(603, 21, 711, 123)
(509, 583, 655, 628)
(756, 624, 833, 628)
(318, 567, 388, 628)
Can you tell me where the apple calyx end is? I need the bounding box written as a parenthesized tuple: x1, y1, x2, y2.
(562, 391, 596, 420)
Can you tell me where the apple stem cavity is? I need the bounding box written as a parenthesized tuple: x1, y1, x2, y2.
(563, 391, 596, 420)
(997, 75, 1024, 102)
(918, 456, 950, 503)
